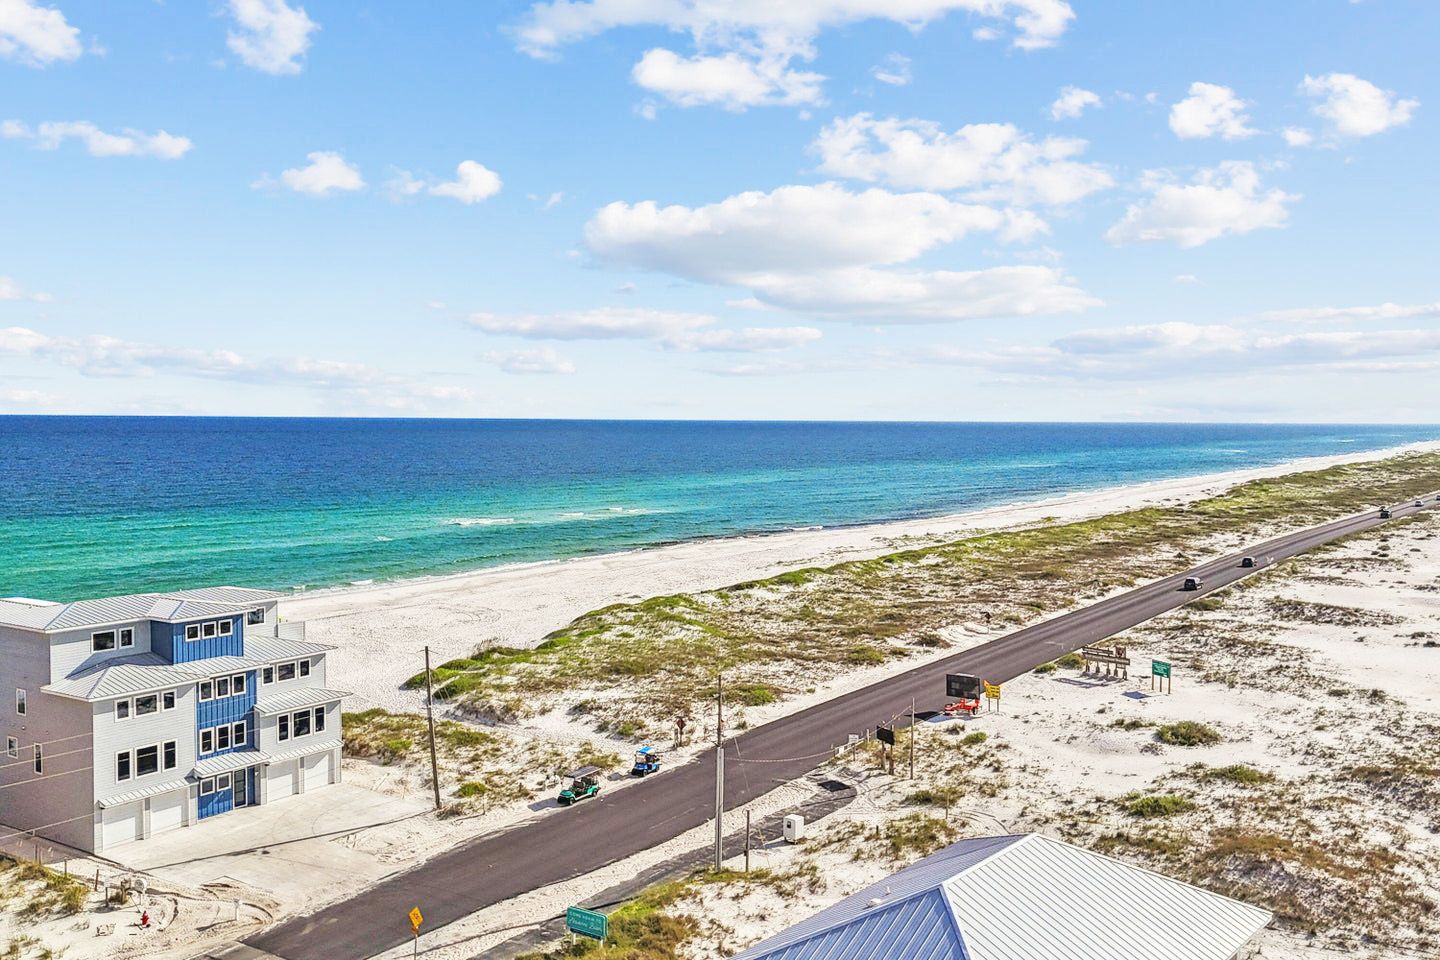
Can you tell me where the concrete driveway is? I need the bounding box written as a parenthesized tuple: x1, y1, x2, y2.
(111, 783, 429, 909)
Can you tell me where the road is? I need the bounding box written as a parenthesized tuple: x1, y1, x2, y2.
(247, 495, 1435, 960)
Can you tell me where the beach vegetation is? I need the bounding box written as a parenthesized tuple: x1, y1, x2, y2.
(1155, 721, 1221, 747)
(1123, 793, 1195, 818)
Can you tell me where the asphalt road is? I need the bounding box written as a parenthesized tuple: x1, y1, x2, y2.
(248, 495, 1435, 960)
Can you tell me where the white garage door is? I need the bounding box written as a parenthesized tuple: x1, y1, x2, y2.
(267, 758, 296, 799)
(149, 789, 185, 836)
(303, 751, 332, 791)
(101, 801, 143, 850)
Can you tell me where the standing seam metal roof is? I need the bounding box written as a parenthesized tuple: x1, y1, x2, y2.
(0, 586, 283, 631)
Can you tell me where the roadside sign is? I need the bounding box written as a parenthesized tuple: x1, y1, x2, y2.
(409, 906, 423, 930)
(877, 724, 896, 746)
(1081, 645, 1131, 679)
(983, 681, 1001, 699)
(1151, 659, 1172, 694)
(567, 906, 609, 942)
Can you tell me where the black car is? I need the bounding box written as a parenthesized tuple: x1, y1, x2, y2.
(1182, 576, 1203, 591)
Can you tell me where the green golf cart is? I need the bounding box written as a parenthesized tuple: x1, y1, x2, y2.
(558, 766, 603, 806)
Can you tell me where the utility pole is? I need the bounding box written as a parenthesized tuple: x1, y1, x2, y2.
(909, 696, 916, 780)
(424, 646, 442, 810)
(744, 809, 752, 873)
(714, 673, 724, 871)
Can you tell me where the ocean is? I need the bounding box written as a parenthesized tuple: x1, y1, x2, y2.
(1, 417, 1435, 601)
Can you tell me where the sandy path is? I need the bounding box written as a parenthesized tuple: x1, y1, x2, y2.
(286, 441, 1440, 714)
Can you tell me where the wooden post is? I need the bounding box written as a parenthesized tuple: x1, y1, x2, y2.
(744, 810, 752, 874)
(424, 646, 442, 811)
(908, 697, 916, 780)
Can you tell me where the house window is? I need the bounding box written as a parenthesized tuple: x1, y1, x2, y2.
(200, 777, 216, 795)
(202, 621, 218, 639)
(116, 752, 132, 782)
(116, 699, 131, 720)
(247, 607, 266, 625)
(135, 745, 159, 777)
(293, 710, 312, 738)
(6, 736, 16, 758)
(163, 740, 177, 771)
(232, 721, 246, 747)
(277, 662, 296, 682)
(215, 676, 231, 699)
(233, 673, 247, 695)
(314, 706, 325, 732)
(134, 694, 158, 716)
(298, 659, 311, 678)
(200, 728, 214, 753)
(218, 619, 233, 637)
(118, 628, 134, 648)
(216, 726, 232, 751)
(217, 773, 231, 791)
(278, 714, 290, 741)
(185, 624, 200, 641)
(162, 690, 176, 711)
(33, 744, 42, 774)
(198, 680, 213, 702)
(91, 630, 116, 652)
(261, 666, 274, 684)
(15, 689, 25, 715)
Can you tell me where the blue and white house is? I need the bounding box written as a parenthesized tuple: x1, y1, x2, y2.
(0, 587, 348, 853)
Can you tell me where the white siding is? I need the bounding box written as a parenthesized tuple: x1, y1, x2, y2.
(49, 620, 155, 680)
(91, 687, 197, 803)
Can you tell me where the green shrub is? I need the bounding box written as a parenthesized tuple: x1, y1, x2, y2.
(1200, 764, 1273, 785)
(1056, 652, 1085, 669)
(1124, 793, 1195, 818)
(1032, 661, 1057, 674)
(1156, 721, 1221, 747)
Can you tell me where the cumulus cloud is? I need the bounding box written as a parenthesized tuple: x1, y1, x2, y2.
(1105, 161, 1297, 248)
(0, 325, 471, 409)
(924, 321, 1440, 380)
(1050, 86, 1100, 120)
(1256, 301, 1440, 325)
(0, 0, 82, 66)
(481, 347, 577, 375)
(1300, 72, 1418, 138)
(0, 275, 51, 302)
(584, 182, 1097, 321)
(468, 307, 822, 352)
(1281, 127, 1314, 148)
(0, 387, 58, 408)
(515, 1, 1074, 110)
(1168, 82, 1257, 140)
(272, 150, 364, 196)
(812, 114, 1112, 206)
(870, 52, 912, 86)
(429, 160, 503, 204)
(226, 0, 318, 75)
(2, 120, 192, 159)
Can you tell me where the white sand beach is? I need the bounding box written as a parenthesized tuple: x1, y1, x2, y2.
(290, 440, 1440, 713)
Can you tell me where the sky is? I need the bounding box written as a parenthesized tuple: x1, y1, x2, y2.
(1, 0, 1437, 422)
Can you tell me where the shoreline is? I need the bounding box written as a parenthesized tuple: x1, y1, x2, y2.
(289, 438, 1440, 714)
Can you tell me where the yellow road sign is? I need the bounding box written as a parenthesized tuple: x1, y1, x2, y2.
(983, 681, 1002, 699)
(409, 906, 424, 930)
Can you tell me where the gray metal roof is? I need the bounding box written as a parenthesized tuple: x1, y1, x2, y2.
(252, 687, 350, 716)
(194, 750, 266, 778)
(243, 633, 335, 661)
(733, 834, 1272, 960)
(265, 739, 341, 765)
(0, 586, 283, 632)
(97, 777, 191, 808)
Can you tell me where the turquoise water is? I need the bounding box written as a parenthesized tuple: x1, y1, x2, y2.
(1, 417, 1434, 601)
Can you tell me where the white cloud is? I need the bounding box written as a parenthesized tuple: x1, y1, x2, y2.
(3, 120, 192, 159)
(1173, 274, 1201, 284)
(1300, 72, 1418, 137)
(0, 325, 471, 408)
(925, 321, 1440, 380)
(0, 0, 82, 66)
(429, 160, 503, 204)
(0, 275, 51, 302)
(528, 191, 565, 209)
(1168, 82, 1257, 140)
(1256, 301, 1440, 325)
(467, 307, 821, 352)
(276, 150, 364, 196)
(870, 52, 912, 86)
(1281, 126, 1314, 147)
(812, 113, 1112, 206)
(585, 182, 1097, 321)
(632, 48, 824, 110)
(0, 387, 58, 408)
(482, 347, 576, 375)
(1105, 162, 1297, 248)
(725, 297, 771, 311)
(1050, 86, 1100, 120)
(516, 1, 1074, 111)
(226, 0, 318, 75)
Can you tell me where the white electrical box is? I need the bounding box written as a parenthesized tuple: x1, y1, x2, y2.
(783, 814, 806, 843)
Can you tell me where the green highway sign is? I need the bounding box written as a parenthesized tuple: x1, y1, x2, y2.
(1152, 660, 1171, 678)
(566, 906, 609, 942)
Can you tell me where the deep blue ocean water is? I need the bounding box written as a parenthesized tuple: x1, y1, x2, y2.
(1, 417, 1435, 601)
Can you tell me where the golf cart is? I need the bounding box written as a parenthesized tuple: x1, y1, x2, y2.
(943, 673, 983, 718)
(558, 766, 602, 805)
(630, 745, 662, 777)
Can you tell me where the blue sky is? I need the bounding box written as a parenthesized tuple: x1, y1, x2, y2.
(1, 0, 1437, 421)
